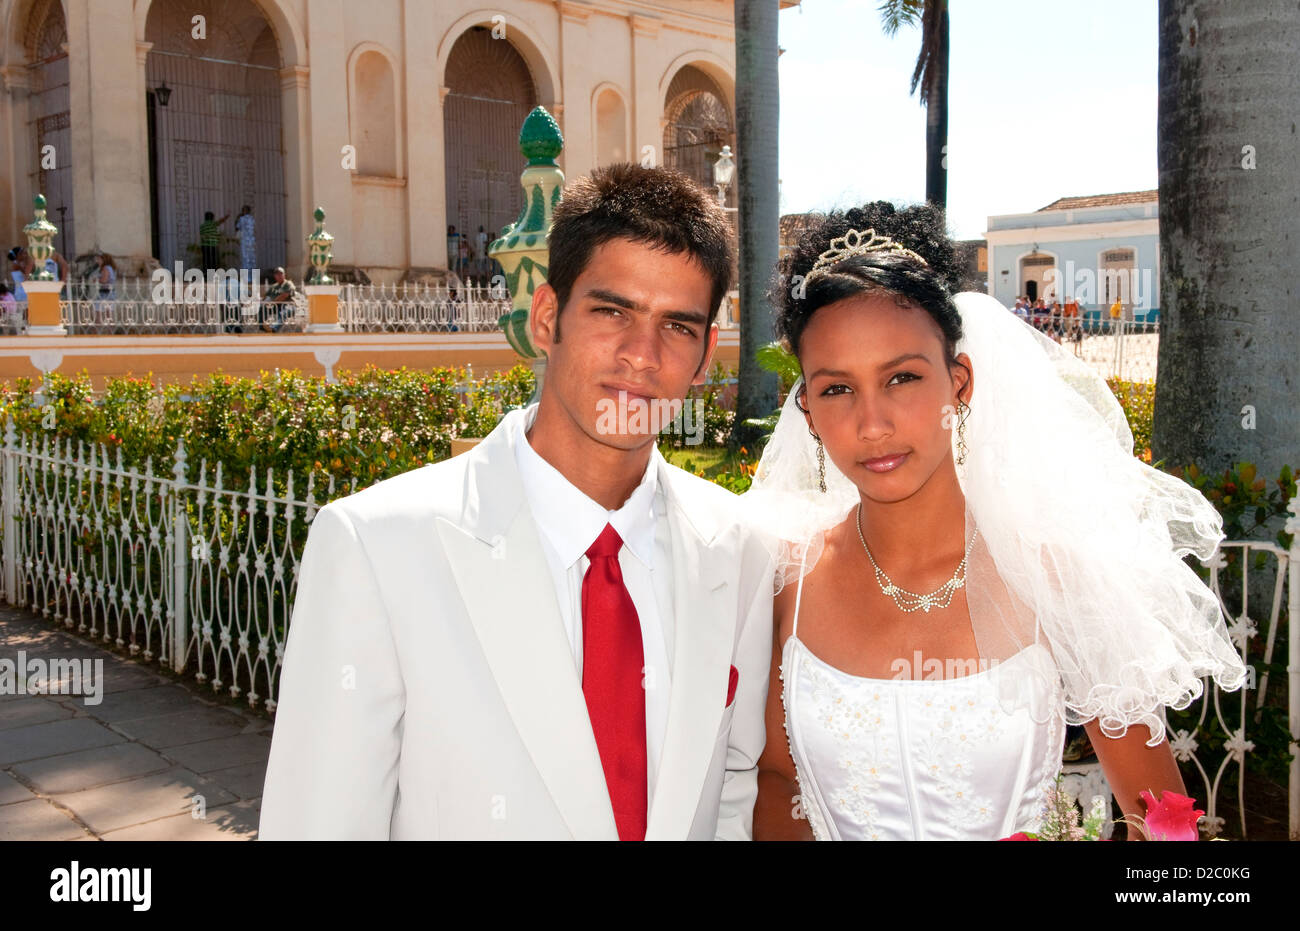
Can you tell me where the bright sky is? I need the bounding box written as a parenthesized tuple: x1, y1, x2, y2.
(777, 0, 1159, 238)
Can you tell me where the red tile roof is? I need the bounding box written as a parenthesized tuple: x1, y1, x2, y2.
(1037, 190, 1158, 212)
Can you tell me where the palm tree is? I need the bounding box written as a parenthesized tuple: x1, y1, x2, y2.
(880, 0, 950, 207)
(1152, 0, 1300, 478)
(729, 0, 781, 451)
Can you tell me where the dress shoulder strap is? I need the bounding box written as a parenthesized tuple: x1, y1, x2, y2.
(791, 544, 810, 639)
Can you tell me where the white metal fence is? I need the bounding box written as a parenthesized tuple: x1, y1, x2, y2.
(1175, 533, 1299, 839)
(0, 420, 1294, 838)
(1, 300, 27, 334)
(338, 280, 510, 333)
(1, 422, 354, 713)
(14, 279, 764, 338)
(34, 277, 507, 335)
(1026, 314, 1160, 383)
(55, 276, 307, 334)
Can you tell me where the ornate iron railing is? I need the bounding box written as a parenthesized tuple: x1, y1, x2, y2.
(338, 281, 509, 333)
(2, 421, 354, 714)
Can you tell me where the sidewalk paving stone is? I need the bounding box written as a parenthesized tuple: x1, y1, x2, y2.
(0, 770, 37, 805)
(0, 696, 74, 729)
(11, 742, 173, 795)
(1, 606, 276, 839)
(0, 798, 91, 840)
(205, 760, 270, 800)
(113, 707, 252, 749)
(75, 684, 202, 724)
(0, 718, 124, 767)
(52, 766, 237, 835)
(165, 733, 273, 774)
(101, 799, 260, 841)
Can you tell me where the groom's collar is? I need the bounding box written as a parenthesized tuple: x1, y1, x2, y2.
(455, 403, 724, 548)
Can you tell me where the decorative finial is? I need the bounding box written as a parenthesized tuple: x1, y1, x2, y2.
(306, 206, 334, 285)
(23, 194, 58, 282)
(519, 107, 564, 166)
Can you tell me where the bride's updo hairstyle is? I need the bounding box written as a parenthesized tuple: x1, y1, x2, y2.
(773, 201, 965, 369)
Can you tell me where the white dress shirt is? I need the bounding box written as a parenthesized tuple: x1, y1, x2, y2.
(511, 404, 676, 801)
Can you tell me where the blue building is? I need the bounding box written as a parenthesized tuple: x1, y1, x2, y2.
(985, 191, 1160, 323)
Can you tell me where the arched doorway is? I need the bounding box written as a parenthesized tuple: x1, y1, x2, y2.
(1020, 253, 1057, 304)
(144, 0, 287, 273)
(662, 66, 733, 206)
(26, 0, 73, 258)
(442, 27, 536, 273)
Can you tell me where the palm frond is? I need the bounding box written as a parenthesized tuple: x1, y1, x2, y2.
(879, 0, 924, 36)
(909, 0, 948, 104)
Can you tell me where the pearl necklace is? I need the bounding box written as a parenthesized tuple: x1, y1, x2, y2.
(855, 503, 978, 613)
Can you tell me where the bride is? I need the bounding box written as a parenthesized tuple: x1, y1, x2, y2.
(747, 203, 1246, 841)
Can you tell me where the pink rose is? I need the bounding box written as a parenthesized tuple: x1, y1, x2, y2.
(1138, 790, 1204, 841)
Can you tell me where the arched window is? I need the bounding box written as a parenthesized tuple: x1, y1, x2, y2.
(352, 50, 398, 177)
(594, 88, 628, 167)
(662, 66, 733, 203)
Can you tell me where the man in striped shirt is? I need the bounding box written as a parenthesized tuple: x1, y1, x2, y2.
(200, 210, 229, 271)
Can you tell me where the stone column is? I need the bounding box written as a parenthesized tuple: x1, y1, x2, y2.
(557, 2, 592, 179)
(629, 14, 663, 168)
(65, 0, 95, 257)
(135, 41, 154, 262)
(280, 65, 311, 274)
(0, 66, 33, 249)
(83, 0, 151, 264)
(404, 0, 441, 271)
(305, 0, 353, 268)
(432, 84, 451, 272)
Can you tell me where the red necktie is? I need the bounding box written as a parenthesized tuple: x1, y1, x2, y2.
(581, 522, 648, 841)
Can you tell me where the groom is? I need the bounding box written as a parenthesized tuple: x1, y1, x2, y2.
(259, 164, 775, 840)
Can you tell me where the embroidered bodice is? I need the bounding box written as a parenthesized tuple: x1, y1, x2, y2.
(779, 568, 1064, 840)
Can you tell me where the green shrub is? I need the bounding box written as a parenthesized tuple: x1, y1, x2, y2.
(0, 365, 536, 498)
(1106, 377, 1154, 460)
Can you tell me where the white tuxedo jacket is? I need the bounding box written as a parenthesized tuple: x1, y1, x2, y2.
(259, 408, 775, 840)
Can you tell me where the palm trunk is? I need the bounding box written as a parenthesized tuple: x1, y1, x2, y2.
(1152, 0, 1300, 476)
(730, 0, 780, 451)
(924, 7, 949, 207)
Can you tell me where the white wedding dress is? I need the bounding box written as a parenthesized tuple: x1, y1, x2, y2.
(780, 565, 1066, 841)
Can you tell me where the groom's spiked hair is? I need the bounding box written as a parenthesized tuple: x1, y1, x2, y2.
(547, 163, 735, 335)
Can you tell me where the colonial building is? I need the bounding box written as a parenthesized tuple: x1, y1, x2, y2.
(1, 0, 778, 282)
(985, 190, 1161, 321)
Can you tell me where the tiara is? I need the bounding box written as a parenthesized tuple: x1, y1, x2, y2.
(803, 227, 928, 284)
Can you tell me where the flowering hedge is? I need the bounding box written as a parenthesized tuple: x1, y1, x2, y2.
(0, 366, 535, 494)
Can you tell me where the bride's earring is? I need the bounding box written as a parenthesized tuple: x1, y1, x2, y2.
(955, 401, 970, 466)
(816, 435, 827, 493)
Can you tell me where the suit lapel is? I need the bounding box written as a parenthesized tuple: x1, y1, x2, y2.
(435, 411, 617, 840)
(645, 463, 735, 840)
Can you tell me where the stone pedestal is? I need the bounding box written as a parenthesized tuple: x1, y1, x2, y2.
(304, 284, 343, 333)
(23, 280, 65, 336)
